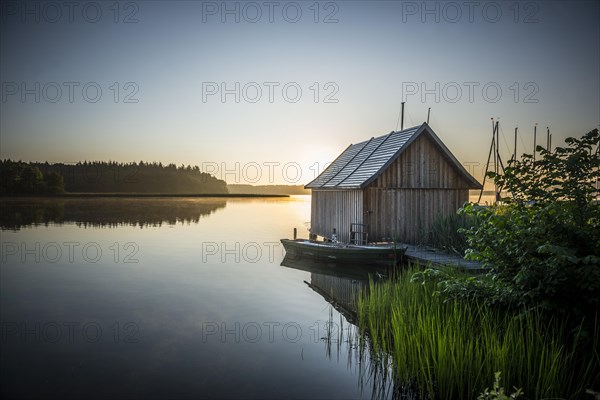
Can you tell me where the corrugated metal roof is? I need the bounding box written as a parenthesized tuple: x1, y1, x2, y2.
(305, 123, 482, 189)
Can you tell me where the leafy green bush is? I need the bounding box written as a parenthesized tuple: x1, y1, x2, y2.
(414, 267, 519, 308)
(460, 129, 600, 318)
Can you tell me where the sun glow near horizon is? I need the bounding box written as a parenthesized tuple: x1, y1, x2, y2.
(0, 1, 598, 187)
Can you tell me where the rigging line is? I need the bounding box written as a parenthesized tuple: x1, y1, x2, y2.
(519, 130, 528, 155)
(497, 123, 512, 159)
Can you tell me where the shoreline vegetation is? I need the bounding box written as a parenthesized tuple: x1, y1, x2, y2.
(0, 160, 307, 197)
(357, 264, 599, 400)
(357, 129, 600, 398)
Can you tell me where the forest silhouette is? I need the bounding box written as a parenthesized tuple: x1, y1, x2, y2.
(0, 160, 228, 195)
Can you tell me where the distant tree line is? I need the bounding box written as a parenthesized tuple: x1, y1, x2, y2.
(0, 160, 65, 195)
(0, 160, 228, 195)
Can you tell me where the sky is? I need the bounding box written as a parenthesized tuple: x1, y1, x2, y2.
(1, 0, 599, 185)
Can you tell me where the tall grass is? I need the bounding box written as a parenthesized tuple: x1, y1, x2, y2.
(420, 212, 476, 255)
(357, 264, 599, 399)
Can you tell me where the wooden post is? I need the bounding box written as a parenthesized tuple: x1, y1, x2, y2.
(293, 228, 297, 240)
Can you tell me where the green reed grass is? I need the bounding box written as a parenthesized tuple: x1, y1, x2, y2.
(420, 212, 476, 256)
(357, 265, 599, 399)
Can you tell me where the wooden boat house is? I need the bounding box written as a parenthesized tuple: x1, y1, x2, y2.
(305, 122, 482, 244)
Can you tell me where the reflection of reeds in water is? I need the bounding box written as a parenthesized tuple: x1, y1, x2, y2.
(320, 305, 418, 400)
(298, 264, 404, 399)
(0, 198, 227, 230)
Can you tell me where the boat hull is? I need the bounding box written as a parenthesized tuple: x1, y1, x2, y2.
(280, 239, 405, 266)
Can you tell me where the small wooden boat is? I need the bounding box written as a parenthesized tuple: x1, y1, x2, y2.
(280, 238, 407, 266)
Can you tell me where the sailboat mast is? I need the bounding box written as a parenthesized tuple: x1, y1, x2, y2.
(513, 127, 518, 161)
(493, 120, 498, 201)
(477, 118, 496, 204)
(533, 124, 537, 161)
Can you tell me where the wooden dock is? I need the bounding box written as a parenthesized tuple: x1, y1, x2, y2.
(401, 244, 485, 271)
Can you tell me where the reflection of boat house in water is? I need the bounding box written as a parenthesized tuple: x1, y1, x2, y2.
(305, 123, 482, 244)
(308, 272, 363, 320)
(280, 255, 376, 321)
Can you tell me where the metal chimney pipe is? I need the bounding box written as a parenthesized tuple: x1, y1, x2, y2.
(400, 102, 405, 131)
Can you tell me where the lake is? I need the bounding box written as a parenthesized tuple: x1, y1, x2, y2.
(0, 196, 395, 399)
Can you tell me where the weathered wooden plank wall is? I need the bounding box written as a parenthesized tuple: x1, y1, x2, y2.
(364, 133, 471, 243)
(310, 190, 363, 243)
(363, 188, 468, 243)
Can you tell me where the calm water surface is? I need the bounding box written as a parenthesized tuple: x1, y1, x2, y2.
(0, 196, 393, 399)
